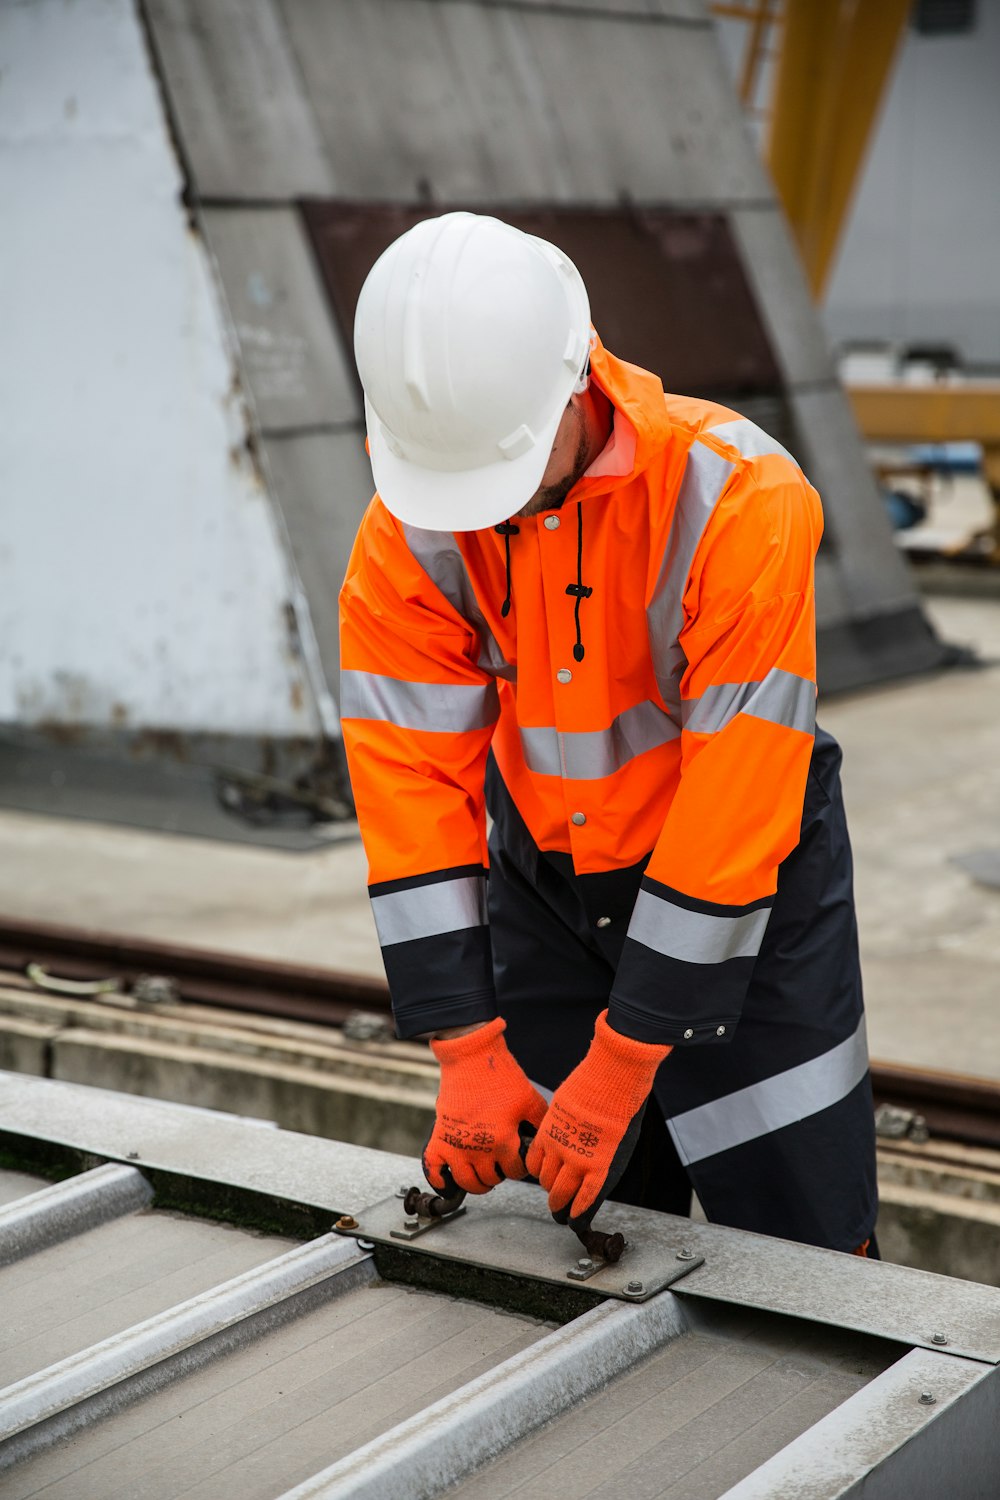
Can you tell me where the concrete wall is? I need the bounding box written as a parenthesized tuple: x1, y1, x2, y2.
(0, 0, 323, 740)
(822, 6, 1000, 366)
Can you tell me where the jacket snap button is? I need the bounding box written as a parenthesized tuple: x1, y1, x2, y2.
(683, 1028, 694, 1039)
(543, 515, 561, 530)
(571, 812, 586, 826)
(716, 1025, 727, 1036)
(556, 668, 572, 684)
(596, 916, 611, 928)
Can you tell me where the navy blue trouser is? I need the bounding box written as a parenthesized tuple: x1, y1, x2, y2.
(485, 729, 879, 1253)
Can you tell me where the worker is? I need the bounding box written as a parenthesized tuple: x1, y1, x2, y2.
(340, 211, 878, 1255)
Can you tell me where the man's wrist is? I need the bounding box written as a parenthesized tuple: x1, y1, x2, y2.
(430, 1022, 490, 1041)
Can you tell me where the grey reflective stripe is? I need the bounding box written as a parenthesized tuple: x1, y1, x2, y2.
(667, 1017, 870, 1166)
(646, 441, 735, 716)
(628, 888, 771, 965)
(340, 670, 498, 734)
(370, 876, 488, 948)
(401, 524, 514, 681)
(520, 700, 680, 780)
(706, 418, 798, 467)
(683, 668, 816, 736)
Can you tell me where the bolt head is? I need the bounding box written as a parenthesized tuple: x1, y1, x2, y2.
(931, 1333, 948, 1345)
(919, 1391, 936, 1406)
(676, 1248, 696, 1261)
(577, 1257, 594, 1269)
(626, 1279, 644, 1294)
(334, 1215, 358, 1231)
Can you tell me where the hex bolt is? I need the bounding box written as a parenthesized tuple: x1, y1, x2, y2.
(930, 1333, 948, 1346)
(334, 1215, 358, 1231)
(676, 1248, 696, 1261)
(626, 1280, 644, 1294)
(919, 1391, 936, 1406)
(404, 1216, 420, 1230)
(577, 1257, 594, 1270)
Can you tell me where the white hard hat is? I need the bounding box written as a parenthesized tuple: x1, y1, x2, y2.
(354, 212, 592, 531)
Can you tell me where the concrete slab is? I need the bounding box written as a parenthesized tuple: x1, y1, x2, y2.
(0, 594, 994, 1079)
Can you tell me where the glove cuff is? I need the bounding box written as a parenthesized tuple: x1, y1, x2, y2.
(587, 1010, 671, 1108)
(430, 1015, 507, 1066)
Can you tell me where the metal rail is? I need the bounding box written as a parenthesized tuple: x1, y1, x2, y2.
(1, 915, 998, 1150)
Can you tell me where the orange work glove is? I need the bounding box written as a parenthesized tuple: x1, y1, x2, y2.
(424, 1017, 548, 1196)
(525, 1011, 671, 1229)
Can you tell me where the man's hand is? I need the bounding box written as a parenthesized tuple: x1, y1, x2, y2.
(424, 1017, 548, 1195)
(525, 1011, 671, 1229)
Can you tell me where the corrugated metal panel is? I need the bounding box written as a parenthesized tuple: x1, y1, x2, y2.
(203, 209, 361, 432)
(1, 1076, 999, 1498)
(280, 0, 770, 204)
(302, 203, 782, 398)
(143, 0, 335, 198)
(0, 1211, 298, 1386)
(4, 1272, 544, 1499)
(451, 1315, 886, 1498)
(262, 430, 374, 687)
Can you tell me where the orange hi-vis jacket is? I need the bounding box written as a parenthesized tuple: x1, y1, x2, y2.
(340, 338, 823, 1044)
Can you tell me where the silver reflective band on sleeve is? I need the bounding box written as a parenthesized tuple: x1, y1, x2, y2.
(370, 876, 488, 948)
(667, 1017, 870, 1166)
(520, 699, 679, 780)
(340, 671, 499, 734)
(683, 668, 816, 737)
(706, 418, 798, 467)
(646, 441, 735, 717)
(628, 889, 770, 965)
(401, 524, 515, 681)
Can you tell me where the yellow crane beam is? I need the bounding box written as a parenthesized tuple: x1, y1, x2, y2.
(766, 0, 912, 299)
(849, 384, 1000, 495)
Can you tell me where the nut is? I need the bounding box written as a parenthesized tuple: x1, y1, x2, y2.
(676, 1248, 696, 1261)
(626, 1279, 644, 1294)
(918, 1391, 936, 1406)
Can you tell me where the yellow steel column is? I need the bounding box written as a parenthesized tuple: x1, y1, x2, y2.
(767, 0, 912, 299)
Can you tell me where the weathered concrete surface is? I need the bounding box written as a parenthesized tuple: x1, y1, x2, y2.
(0, 985, 435, 1157)
(821, 594, 1000, 1078)
(876, 1140, 1000, 1289)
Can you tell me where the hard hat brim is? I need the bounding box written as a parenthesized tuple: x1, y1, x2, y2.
(366, 395, 567, 533)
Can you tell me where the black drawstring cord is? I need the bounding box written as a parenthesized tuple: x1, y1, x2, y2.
(565, 504, 593, 662)
(494, 521, 520, 617)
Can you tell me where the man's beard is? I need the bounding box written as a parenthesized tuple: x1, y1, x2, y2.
(516, 424, 591, 518)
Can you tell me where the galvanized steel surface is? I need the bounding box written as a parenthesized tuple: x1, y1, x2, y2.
(351, 1186, 1000, 1363)
(143, 0, 336, 197)
(0, 1071, 421, 1218)
(280, 0, 764, 205)
(202, 209, 360, 433)
(0, 1237, 371, 1462)
(719, 1348, 1000, 1500)
(0, 1076, 998, 1497)
(0, 1163, 152, 1266)
(277, 1296, 688, 1500)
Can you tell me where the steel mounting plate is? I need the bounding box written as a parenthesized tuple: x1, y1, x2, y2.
(346, 1188, 704, 1301)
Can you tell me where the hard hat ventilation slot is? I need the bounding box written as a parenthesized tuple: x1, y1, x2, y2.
(563, 330, 589, 373)
(498, 425, 535, 461)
